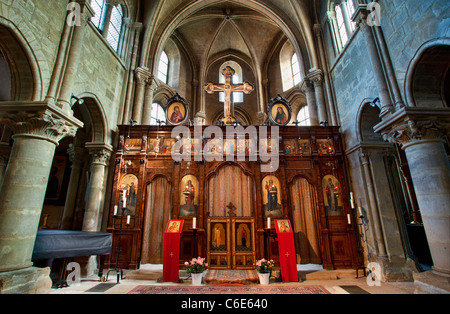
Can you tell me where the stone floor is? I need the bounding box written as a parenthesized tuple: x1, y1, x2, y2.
(50, 268, 414, 295)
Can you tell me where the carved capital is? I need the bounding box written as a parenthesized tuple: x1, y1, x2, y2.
(374, 108, 450, 148)
(300, 79, 314, 94)
(0, 101, 83, 145)
(359, 149, 370, 165)
(307, 69, 324, 87)
(313, 24, 322, 37)
(135, 67, 151, 86)
(86, 143, 113, 166)
(67, 144, 88, 164)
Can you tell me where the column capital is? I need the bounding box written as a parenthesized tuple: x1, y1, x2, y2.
(374, 107, 450, 148)
(67, 144, 88, 163)
(74, 0, 95, 21)
(313, 24, 322, 37)
(135, 67, 151, 86)
(300, 78, 314, 93)
(351, 4, 370, 27)
(85, 143, 113, 166)
(359, 149, 370, 165)
(146, 75, 159, 91)
(0, 101, 83, 145)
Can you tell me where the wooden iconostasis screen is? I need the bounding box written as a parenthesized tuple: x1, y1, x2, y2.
(141, 176, 172, 264)
(207, 165, 254, 217)
(290, 177, 322, 265)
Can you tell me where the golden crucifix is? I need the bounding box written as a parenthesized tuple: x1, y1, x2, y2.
(204, 66, 254, 123)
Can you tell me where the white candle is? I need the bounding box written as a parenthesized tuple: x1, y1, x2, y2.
(122, 190, 127, 208)
(347, 214, 352, 225)
(358, 207, 363, 218)
(114, 205, 118, 216)
(193, 217, 197, 229)
(127, 215, 131, 225)
(350, 192, 355, 209)
(267, 217, 271, 229)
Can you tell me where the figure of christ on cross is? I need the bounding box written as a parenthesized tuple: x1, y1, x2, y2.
(204, 66, 254, 124)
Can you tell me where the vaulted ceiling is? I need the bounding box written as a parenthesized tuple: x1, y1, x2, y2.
(142, 0, 317, 75)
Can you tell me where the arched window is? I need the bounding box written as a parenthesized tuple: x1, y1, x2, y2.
(280, 41, 304, 91)
(90, 0, 126, 53)
(297, 106, 310, 126)
(291, 53, 302, 86)
(150, 103, 166, 125)
(346, 0, 357, 31)
(219, 61, 243, 103)
(91, 0, 106, 30)
(335, 5, 348, 47)
(329, 0, 357, 53)
(158, 51, 169, 84)
(106, 5, 124, 52)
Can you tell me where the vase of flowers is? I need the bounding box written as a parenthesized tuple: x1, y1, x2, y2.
(255, 259, 274, 285)
(185, 257, 208, 285)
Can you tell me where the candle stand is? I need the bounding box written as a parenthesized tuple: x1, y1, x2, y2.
(356, 212, 371, 279)
(264, 227, 274, 278)
(106, 207, 129, 284)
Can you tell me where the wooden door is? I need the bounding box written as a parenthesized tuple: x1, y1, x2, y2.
(207, 217, 255, 269)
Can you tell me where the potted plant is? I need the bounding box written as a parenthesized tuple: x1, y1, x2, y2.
(185, 257, 208, 285)
(255, 259, 274, 285)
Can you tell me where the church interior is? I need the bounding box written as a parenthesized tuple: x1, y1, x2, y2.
(0, 0, 449, 295)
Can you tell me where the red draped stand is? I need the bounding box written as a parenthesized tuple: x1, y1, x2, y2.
(163, 220, 184, 283)
(275, 219, 298, 282)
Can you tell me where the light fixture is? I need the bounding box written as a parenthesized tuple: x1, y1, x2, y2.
(320, 120, 329, 127)
(370, 97, 380, 107)
(70, 94, 84, 106)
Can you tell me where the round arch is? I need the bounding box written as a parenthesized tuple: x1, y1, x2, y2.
(404, 38, 450, 108)
(76, 93, 109, 145)
(0, 18, 43, 101)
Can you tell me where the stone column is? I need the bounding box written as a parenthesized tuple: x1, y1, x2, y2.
(338, 0, 354, 37)
(308, 70, 329, 124)
(300, 79, 319, 126)
(132, 67, 151, 124)
(61, 145, 88, 230)
(122, 23, 143, 125)
(353, 6, 394, 118)
(57, 1, 94, 115)
(82, 144, 112, 232)
(0, 102, 82, 278)
(194, 111, 207, 126)
(375, 108, 450, 292)
(141, 76, 158, 125)
(256, 111, 268, 126)
(359, 149, 387, 257)
(313, 24, 338, 125)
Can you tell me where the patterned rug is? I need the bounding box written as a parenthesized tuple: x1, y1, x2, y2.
(203, 270, 259, 285)
(128, 285, 330, 294)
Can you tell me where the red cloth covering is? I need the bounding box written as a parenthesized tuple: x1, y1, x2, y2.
(275, 219, 298, 282)
(163, 220, 184, 283)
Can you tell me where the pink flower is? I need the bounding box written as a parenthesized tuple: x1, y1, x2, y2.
(184, 262, 189, 266)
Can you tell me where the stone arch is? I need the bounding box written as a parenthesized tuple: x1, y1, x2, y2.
(405, 38, 450, 108)
(356, 100, 384, 143)
(0, 18, 43, 101)
(76, 93, 109, 145)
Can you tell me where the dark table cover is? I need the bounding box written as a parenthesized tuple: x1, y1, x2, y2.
(32, 230, 112, 260)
